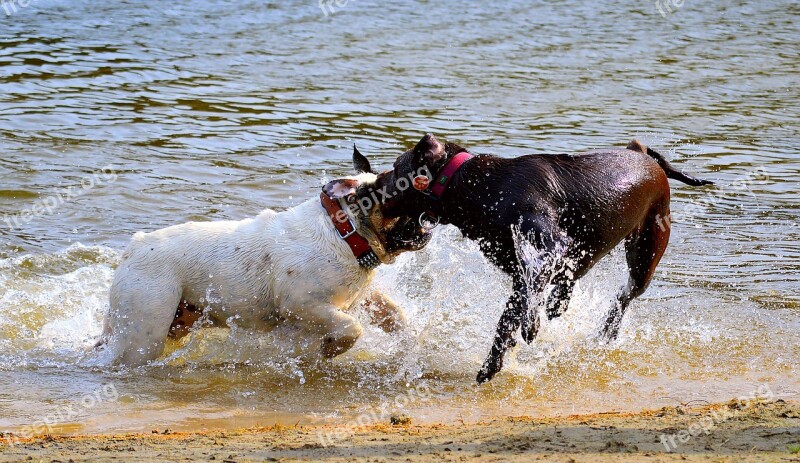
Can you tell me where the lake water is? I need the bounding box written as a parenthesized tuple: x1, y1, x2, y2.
(0, 0, 798, 435)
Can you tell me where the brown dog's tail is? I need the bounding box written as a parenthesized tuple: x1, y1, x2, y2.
(626, 140, 714, 186)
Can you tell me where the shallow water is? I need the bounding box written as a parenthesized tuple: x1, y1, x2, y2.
(0, 0, 798, 435)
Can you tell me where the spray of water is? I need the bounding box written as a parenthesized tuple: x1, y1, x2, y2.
(0, 231, 796, 432)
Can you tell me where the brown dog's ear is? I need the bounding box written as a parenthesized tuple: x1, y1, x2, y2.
(323, 178, 359, 200)
(353, 144, 373, 174)
(412, 133, 445, 167)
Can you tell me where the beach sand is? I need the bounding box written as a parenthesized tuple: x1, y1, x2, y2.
(1, 399, 798, 462)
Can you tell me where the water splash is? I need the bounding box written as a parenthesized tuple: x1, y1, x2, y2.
(0, 231, 797, 433)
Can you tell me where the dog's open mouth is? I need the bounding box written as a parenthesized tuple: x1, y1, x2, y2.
(385, 216, 433, 254)
(393, 230, 433, 250)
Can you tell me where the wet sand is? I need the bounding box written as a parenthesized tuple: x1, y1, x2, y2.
(2, 400, 798, 462)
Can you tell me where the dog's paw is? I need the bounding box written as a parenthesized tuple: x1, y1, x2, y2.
(321, 323, 364, 358)
(521, 312, 540, 345)
(321, 334, 359, 358)
(476, 364, 499, 384)
(598, 323, 621, 343)
(364, 291, 407, 333)
(376, 308, 408, 333)
(476, 354, 505, 384)
(477, 333, 519, 384)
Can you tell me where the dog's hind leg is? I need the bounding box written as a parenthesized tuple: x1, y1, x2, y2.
(601, 202, 671, 340)
(107, 270, 183, 366)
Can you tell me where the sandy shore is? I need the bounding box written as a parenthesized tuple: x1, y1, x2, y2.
(1, 400, 798, 462)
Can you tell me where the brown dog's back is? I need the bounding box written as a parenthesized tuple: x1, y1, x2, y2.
(627, 139, 714, 187)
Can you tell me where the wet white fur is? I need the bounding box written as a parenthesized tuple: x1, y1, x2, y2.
(104, 173, 404, 366)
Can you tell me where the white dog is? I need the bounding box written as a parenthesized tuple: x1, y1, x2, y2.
(101, 151, 431, 366)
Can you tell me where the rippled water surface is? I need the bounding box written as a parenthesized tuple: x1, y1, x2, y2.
(0, 0, 798, 434)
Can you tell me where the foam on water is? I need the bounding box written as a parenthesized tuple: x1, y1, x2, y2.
(0, 244, 116, 369)
(0, 229, 797, 433)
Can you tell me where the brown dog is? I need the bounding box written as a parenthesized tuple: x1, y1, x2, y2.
(367, 134, 713, 383)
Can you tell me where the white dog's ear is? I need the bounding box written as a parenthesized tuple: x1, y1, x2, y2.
(323, 178, 359, 200)
(353, 144, 373, 174)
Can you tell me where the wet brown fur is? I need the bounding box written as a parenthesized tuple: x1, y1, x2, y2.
(373, 134, 714, 383)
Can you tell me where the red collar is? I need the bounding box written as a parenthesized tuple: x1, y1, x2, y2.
(320, 192, 381, 269)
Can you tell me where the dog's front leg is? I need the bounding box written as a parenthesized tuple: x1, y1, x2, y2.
(477, 277, 529, 384)
(519, 254, 571, 344)
(478, 262, 559, 384)
(477, 221, 570, 383)
(516, 224, 573, 344)
(363, 290, 407, 333)
(290, 304, 365, 359)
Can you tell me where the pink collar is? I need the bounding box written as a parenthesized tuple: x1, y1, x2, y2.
(429, 151, 473, 199)
(417, 151, 473, 228)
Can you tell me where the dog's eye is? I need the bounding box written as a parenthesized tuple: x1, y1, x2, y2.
(346, 195, 357, 204)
